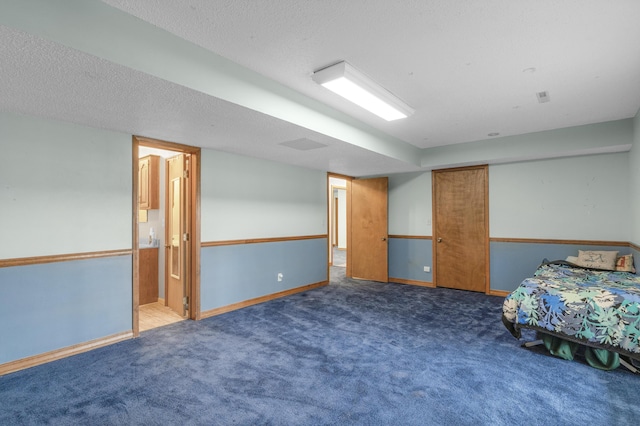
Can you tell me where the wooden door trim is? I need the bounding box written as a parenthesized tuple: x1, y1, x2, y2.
(483, 165, 490, 294)
(430, 168, 438, 291)
(132, 136, 201, 337)
(202, 235, 327, 247)
(132, 142, 140, 336)
(490, 237, 630, 246)
(0, 249, 132, 268)
(432, 165, 490, 294)
(346, 178, 352, 277)
(190, 151, 202, 320)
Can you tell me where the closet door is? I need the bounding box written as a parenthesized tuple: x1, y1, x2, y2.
(433, 166, 488, 293)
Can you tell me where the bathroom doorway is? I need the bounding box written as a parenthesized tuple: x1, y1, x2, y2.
(132, 136, 201, 336)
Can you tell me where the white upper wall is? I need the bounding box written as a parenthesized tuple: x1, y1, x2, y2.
(391, 119, 634, 241)
(0, 112, 132, 258)
(490, 153, 630, 240)
(388, 172, 432, 236)
(390, 151, 631, 241)
(422, 119, 633, 170)
(2, 108, 635, 259)
(201, 150, 326, 241)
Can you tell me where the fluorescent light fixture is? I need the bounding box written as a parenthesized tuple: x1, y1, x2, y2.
(312, 61, 414, 121)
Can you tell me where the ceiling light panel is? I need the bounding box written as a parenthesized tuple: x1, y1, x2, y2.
(312, 61, 414, 121)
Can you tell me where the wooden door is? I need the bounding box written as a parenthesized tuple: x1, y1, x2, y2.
(433, 166, 488, 293)
(350, 177, 388, 282)
(166, 154, 189, 317)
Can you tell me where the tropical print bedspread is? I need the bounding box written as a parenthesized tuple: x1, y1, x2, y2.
(502, 262, 640, 358)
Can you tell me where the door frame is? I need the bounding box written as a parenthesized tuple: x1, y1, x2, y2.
(431, 165, 490, 294)
(132, 136, 201, 337)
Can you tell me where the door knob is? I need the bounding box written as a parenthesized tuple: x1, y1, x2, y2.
(381, 237, 387, 241)
(437, 238, 443, 243)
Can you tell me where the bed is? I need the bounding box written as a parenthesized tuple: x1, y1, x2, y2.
(502, 252, 640, 372)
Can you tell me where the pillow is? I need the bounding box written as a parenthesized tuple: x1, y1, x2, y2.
(565, 255, 579, 264)
(575, 250, 618, 271)
(615, 254, 636, 273)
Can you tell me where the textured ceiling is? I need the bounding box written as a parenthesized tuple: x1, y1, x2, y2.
(103, 0, 640, 148)
(0, 25, 422, 176)
(1, 1, 639, 177)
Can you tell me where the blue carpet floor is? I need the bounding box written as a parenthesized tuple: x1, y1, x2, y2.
(1, 268, 638, 425)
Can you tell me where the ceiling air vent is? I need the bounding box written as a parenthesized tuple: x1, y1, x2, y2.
(536, 91, 551, 103)
(278, 138, 328, 151)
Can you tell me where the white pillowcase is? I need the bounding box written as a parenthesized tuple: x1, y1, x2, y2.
(575, 250, 618, 271)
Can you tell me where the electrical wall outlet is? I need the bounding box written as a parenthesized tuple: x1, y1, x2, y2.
(277, 273, 283, 282)
(423, 266, 431, 272)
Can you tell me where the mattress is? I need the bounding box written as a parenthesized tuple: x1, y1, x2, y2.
(502, 261, 640, 360)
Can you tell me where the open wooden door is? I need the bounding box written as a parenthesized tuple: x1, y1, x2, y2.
(433, 166, 488, 293)
(166, 153, 190, 317)
(349, 177, 388, 282)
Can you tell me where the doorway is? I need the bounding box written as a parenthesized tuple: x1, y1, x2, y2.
(432, 165, 489, 293)
(327, 173, 389, 283)
(132, 136, 201, 336)
(329, 175, 348, 268)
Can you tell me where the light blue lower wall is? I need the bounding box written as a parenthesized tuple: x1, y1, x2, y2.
(200, 238, 328, 311)
(490, 242, 632, 292)
(0, 255, 132, 364)
(389, 238, 636, 293)
(631, 246, 640, 267)
(388, 238, 433, 283)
